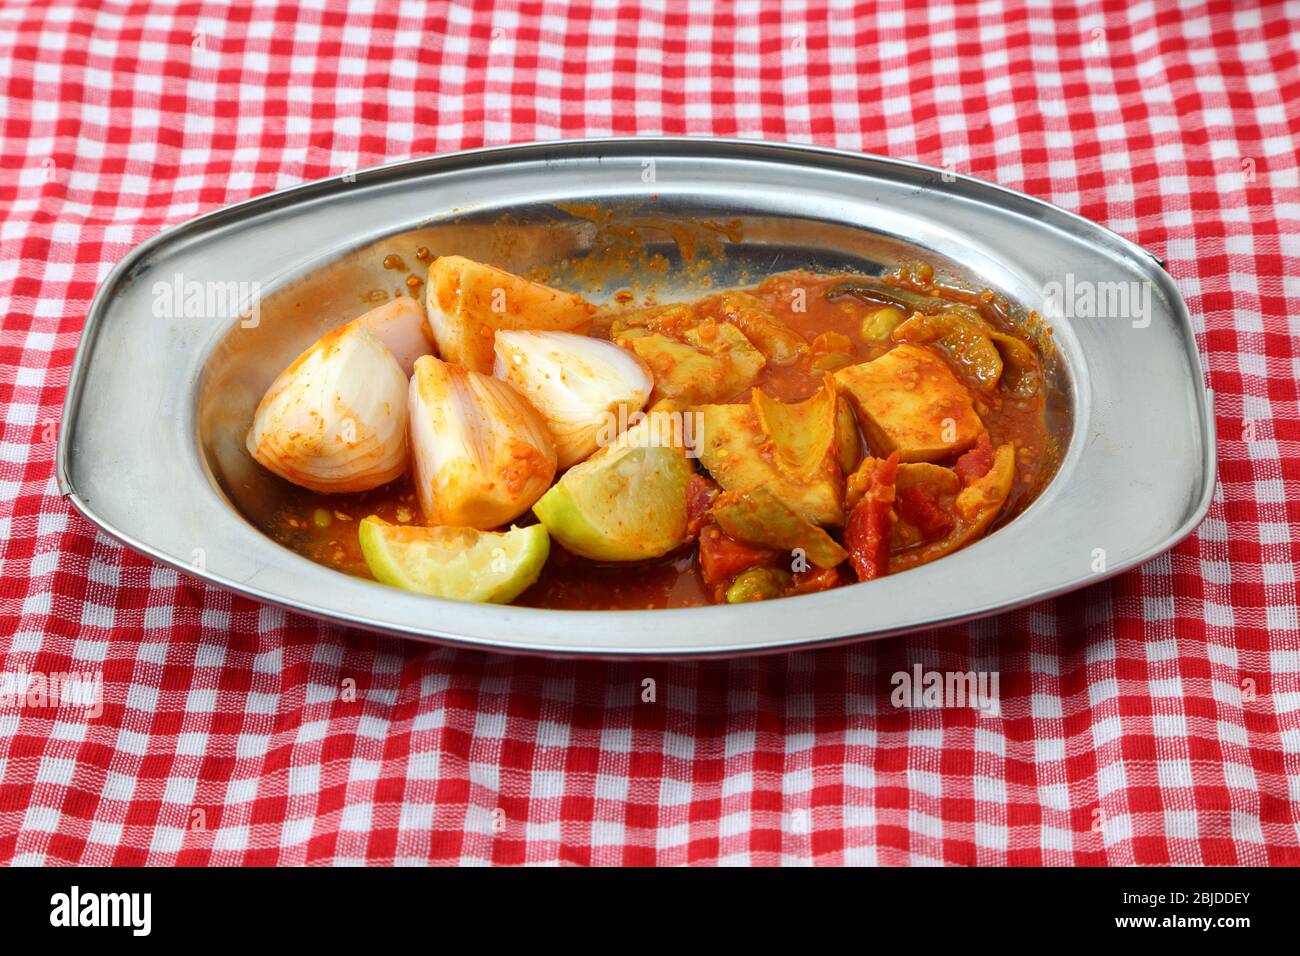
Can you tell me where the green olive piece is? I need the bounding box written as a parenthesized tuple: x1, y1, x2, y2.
(860, 305, 906, 342)
(725, 567, 793, 603)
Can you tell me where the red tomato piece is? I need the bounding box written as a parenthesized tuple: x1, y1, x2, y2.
(844, 451, 899, 582)
(697, 523, 781, 585)
(954, 432, 994, 485)
(790, 565, 843, 594)
(896, 485, 953, 539)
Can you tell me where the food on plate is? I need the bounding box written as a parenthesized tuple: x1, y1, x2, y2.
(834, 344, 983, 462)
(695, 376, 844, 527)
(408, 354, 557, 528)
(353, 295, 436, 375)
(493, 330, 653, 469)
(611, 305, 767, 404)
(359, 518, 549, 603)
(246, 300, 429, 494)
(426, 255, 594, 373)
(251, 256, 1055, 607)
(710, 487, 847, 570)
(532, 404, 693, 561)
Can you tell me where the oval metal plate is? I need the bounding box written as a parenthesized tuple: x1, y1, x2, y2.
(58, 138, 1215, 658)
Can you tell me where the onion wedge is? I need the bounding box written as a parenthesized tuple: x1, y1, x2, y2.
(354, 296, 434, 374)
(246, 321, 409, 494)
(408, 355, 557, 528)
(493, 330, 653, 469)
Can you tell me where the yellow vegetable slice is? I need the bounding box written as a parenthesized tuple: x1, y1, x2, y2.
(751, 374, 838, 476)
(715, 291, 808, 366)
(835, 396, 862, 476)
(711, 488, 847, 569)
(834, 343, 983, 462)
(892, 310, 1004, 393)
(989, 331, 1040, 397)
(695, 380, 845, 528)
(617, 322, 765, 405)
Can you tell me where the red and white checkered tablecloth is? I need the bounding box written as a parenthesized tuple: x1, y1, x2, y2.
(0, 0, 1296, 867)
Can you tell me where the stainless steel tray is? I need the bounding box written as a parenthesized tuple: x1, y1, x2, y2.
(57, 138, 1215, 657)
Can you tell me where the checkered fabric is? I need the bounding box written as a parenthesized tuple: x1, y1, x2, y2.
(0, 0, 1297, 867)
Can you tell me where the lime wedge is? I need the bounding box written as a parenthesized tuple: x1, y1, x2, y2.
(359, 518, 549, 604)
(532, 414, 691, 561)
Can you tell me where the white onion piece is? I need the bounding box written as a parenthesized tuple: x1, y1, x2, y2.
(246, 323, 408, 494)
(354, 296, 434, 375)
(493, 330, 653, 469)
(409, 355, 557, 528)
(425, 255, 594, 374)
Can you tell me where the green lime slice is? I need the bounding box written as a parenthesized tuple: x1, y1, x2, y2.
(533, 439, 691, 562)
(359, 518, 549, 604)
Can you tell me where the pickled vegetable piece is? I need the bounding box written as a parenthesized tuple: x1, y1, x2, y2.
(532, 407, 693, 561)
(826, 277, 951, 316)
(890, 443, 1016, 572)
(860, 305, 907, 342)
(844, 456, 876, 512)
(353, 295, 433, 375)
(846, 458, 960, 512)
(608, 302, 695, 339)
(897, 461, 962, 496)
(896, 486, 953, 538)
(892, 311, 1004, 393)
(493, 330, 653, 469)
(835, 396, 862, 476)
(409, 355, 557, 529)
(751, 375, 839, 476)
(954, 443, 1016, 521)
(695, 383, 844, 528)
(811, 331, 852, 355)
(844, 451, 899, 582)
(711, 487, 847, 569)
(725, 567, 793, 603)
(834, 344, 982, 462)
(616, 322, 766, 405)
(891, 463, 961, 547)
(989, 332, 1040, 397)
(790, 566, 844, 594)
(246, 322, 409, 495)
(953, 432, 995, 484)
(716, 291, 808, 366)
(685, 473, 721, 536)
(698, 524, 781, 585)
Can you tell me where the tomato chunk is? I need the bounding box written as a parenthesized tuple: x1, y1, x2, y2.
(896, 485, 953, 539)
(954, 432, 994, 485)
(790, 565, 843, 594)
(844, 451, 899, 582)
(698, 523, 780, 585)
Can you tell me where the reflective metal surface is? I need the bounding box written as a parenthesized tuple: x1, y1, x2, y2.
(58, 138, 1215, 657)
